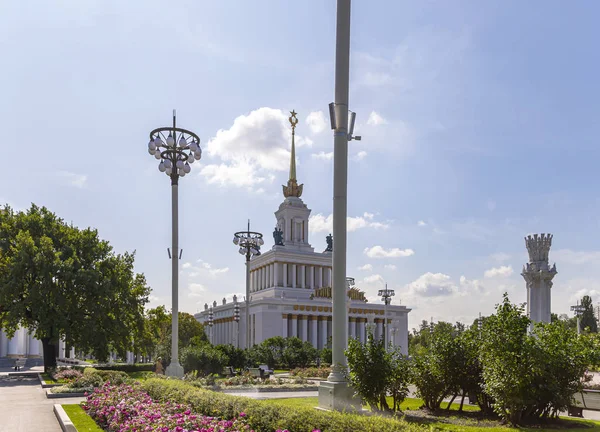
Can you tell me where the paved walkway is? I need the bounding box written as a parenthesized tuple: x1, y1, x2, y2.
(225, 390, 318, 399)
(0, 374, 85, 432)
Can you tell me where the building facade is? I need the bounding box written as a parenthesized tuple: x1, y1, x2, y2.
(0, 327, 43, 358)
(195, 111, 410, 354)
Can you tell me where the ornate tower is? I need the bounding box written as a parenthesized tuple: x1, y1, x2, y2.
(275, 111, 313, 252)
(521, 233, 557, 326)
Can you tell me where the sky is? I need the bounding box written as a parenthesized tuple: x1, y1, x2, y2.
(2, 0, 600, 330)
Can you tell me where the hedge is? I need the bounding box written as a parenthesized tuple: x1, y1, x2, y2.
(93, 363, 154, 373)
(141, 378, 421, 432)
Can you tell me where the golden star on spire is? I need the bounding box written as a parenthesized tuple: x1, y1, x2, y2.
(283, 109, 303, 198)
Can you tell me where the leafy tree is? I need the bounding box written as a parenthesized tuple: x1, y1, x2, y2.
(215, 344, 246, 370)
(283, 337, 317, 368)
(580, 295, 598, 333)
(0, 205, 149, 372)
(181, 344, 227, 376)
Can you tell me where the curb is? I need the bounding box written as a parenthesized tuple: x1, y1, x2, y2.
(53, 404, 77, 432)
(46, 388, 87, 399)
(38, 373, 62, 388)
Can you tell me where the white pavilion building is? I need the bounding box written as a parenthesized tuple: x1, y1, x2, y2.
(195, 111, 410, 354)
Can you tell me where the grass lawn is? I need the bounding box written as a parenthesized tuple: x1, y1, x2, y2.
(264, 397, 600, 431)
(62, 404, 102, 432)
(273, 369, 289, 374)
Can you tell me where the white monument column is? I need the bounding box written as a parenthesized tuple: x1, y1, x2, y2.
(522, 233, 557, 329)
(291, 315, 298, 337)
(292, 265, 297, 288)
(300, 265, 306, 288)
(283, 263, 288, 288)
(310, 266, 315, 289)
(282, 314, 288, 338)
(311, 317, 318, 347)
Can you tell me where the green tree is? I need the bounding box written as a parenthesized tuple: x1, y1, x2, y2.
(580, 295, 598, 333)
(0, 205, 149, 371)
(215, 344, 246, 370)
(283, 337, 317, 368)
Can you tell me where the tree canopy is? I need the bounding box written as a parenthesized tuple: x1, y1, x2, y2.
(0, 204, 150, 370)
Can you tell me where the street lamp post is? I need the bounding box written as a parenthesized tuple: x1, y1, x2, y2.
(208, 307, 214, 344)
(378, 284, 395, 348)
(233, 221, 263, 350)
(147, 110, 201, 378)
(233, 301, 240, 348)
(571, 302, 585, 335)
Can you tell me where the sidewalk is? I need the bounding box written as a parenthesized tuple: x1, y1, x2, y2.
(0, 374, 85, 432)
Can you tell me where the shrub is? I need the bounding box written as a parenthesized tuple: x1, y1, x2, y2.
(141, 378, 422, 432)
(289, 367, 331, 379)
(93, 363, 154, 373)
(216, 344, 247, 370)
(345, 331, 410, 413)
(319, 348, 332, 365)
(181, 344, 228, 376)
(53, 368, 83, 381)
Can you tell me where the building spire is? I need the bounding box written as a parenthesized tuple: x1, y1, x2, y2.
(282, 110, 303, 198)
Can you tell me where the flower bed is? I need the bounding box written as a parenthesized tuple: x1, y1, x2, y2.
(83, 382, 253, 432)
(182, 373, 315, 391)
(50, 368, 131, 394)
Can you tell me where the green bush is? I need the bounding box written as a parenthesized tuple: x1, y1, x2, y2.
(69, 368, 130, 389)
(141, 378, 421, 432)
(181, 344, 227, 376)
(215, 344, 246, 370)
(94, 363, 154, 373)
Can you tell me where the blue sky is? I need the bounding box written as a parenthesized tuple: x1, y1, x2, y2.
(2, 0, 600, 328)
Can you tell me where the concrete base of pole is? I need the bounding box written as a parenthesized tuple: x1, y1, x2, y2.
(165, 362, 184, 377)
(318, 381, 362, 412)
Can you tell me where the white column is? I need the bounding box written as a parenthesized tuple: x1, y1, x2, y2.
(349, 318, 356, 339)
(359, 319, 366, 343)
(283, 263, 288, 288)
(311, 317, 318, 348)
(376, 320, 383, 340)
(300, 265, 306, 288)
(300, 316, 308, 341)
(271, 263, 275, 287)
(310, 266, 315, 289)
(282, 315, 288, 338)
(267, 265, 271, 288)
(70, 346, 75, 359)
(321, 318, 328, 349)
(291, 316, 298, 337)
(0, 330, 8, 357)
(326, 268, 332, 287)
(274, 262, 279, 288)
(292, 264, 297, 288)
(318, 267, 324, 288)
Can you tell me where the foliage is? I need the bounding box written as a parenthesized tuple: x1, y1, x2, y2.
(93, 363, 154, 373)
(141, 378, 423, 432)
(181, 344, 228, 376)
(289, 367, 331, 379)
(283, 337, 318, 369)
(345, 331, 410, 413)
(319, 347, 332, 365)
(480, 293, 596, 425)
(216, 344, 247, 370)
(249, 336, 317, 369)
(0, 204, 150, 371)
(579, 295, 598, 333)
(83, 382, 252, 432)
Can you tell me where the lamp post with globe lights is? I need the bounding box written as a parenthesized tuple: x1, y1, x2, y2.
(233, 221, 263, 349)
(233, 301, 240, 348)
(208, 307, 214, 344)
(147, 110, 201, 377)
(378, 284, 395, 348)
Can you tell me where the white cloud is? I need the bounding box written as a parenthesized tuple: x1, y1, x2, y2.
(353, 151, 368, 161)
(309, 213, 390, 233)
(367, 111, 387, 126)
(183, 259, 229, 278)
(484, 265, 513, 279)
(459, 275, 485, 293)
(417, 220, 427, 227)
(57, 171, 87, 188)
(358, 264, 373, 271)
(311, 151, 333, 161)
(188, 283, 206, 298)
(406, 273, 457, 297)
(364, 245, 414, 259)
(201, 107, 311, 188)
(306, 111, 327, 134)
(384, 264, 397, 270)
(363, 212, 374, 220)
(363, 274, 385, 284)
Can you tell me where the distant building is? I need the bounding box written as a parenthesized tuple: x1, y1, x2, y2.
(195, 111, 410, 354)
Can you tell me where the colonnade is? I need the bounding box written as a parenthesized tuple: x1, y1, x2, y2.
(0, 328, 42, 357)
(281, 314, 389, 349)
(250, 262, 332, 292)
(209, 317, 241, 347)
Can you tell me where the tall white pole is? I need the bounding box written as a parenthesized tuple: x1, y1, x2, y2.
(166, 182, 183, 376)
(245, 259, 251, 349)
(329, 0, 351, 383)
